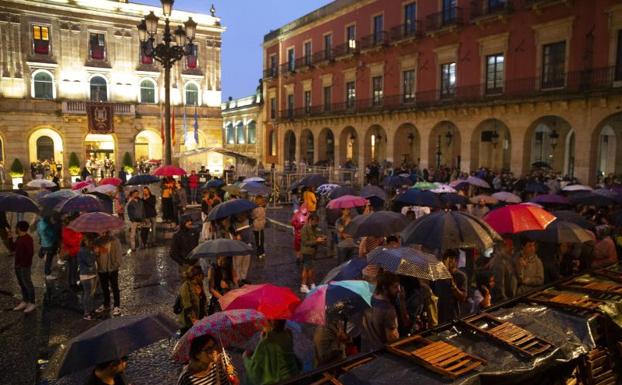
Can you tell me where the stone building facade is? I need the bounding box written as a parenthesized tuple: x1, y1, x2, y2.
(0, 0, 224, 184)
(221, 90, 264, 170)
(262, 0, 622, 184)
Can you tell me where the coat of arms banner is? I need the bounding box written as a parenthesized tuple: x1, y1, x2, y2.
(87, 103, 114, 133)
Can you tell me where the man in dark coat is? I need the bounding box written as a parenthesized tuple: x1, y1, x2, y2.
(169, 214, 199, 266)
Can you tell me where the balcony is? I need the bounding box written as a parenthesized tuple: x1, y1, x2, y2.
(62, 101, 135, 115)
(389, 22, 424, 43)
(470, 0, 514, 20)
(277, 66, 622, 122)
(263, 67, 278, 79)
(358, 31, 390, 52)
(525, 0, 572, 12)
(426, 7, 465, 33)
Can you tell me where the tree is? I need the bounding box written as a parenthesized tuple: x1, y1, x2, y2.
(68, 152, 80, 176)
(122, 152, 134, 173)
(9, 158, 24, 178)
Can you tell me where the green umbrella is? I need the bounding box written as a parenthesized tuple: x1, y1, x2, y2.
(412, 181, 437, 191)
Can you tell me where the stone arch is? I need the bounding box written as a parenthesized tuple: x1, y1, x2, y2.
(89, 74, 109, 102)
(235, 120, 245, 144)
(363, 124, 387, 166)
(84, 133, 118, 174)
(590, 112, 622, 184)
(31, 69, 56, 99)
(134, 129, 162, 162)
(428, 121, 461, 169)
(225, 122, 234, 144)
(300, 128, 314, 165)
(393, 123, 420, 168)
(318, 127, 335, 166)
(470, 118, 511, 172)
(284, 130, 296, 164)
(29, 127, 63, 164)
(0, 131, 5, 163)
(339, 126, 359, 167)
(523, 115, 573, 174)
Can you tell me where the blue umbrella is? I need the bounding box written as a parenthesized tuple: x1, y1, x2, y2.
(207, 199, 258, 221)
(0, 192, 39, 213)
(361, 184, 388, 201)
(382, 175, 411, 188)
(525, 182, 549, 194)
(39, 190, 78, 216)
(126, 174, 160, 185)
(58, 195, 103, 213)
(440, 192, 469, 206)
(395, 189, 441, 208)
(321, 258, 369, 284)
(240, 182, 271, 196)
(204, 178, 225, 189)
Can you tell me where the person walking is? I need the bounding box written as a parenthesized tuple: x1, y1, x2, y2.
(61, 215, 82, 290)
(37, 215, 60, 280)
(142, 187, 157, 247)
(8, 221, 36, 314)
(252, 196, 267, 260)
(78, 236, 98, 320)
(177, 265, 207, 335)
(170, 214, 200, 266)
(299, 213, 325, 293)
(126, 190, 144, 252)
(95, 235, 123, 317)
(188, 170, 200, 204)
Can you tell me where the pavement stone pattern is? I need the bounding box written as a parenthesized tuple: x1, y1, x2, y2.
(0, 206, 336, 385)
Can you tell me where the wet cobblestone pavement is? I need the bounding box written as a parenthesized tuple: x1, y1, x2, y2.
(0, 207, 336, 385)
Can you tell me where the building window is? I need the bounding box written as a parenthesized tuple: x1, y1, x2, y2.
(440, 62, 456, 98)
(615, 30, 622, 81)
(347, 25, 356, 51)
(403, 70, 416, 102)
(247, 121, 256, 144)
(139, 79, 156, 103)
(324, 34, 333, 60)
(185, 82, 199, 106)
(140, 42, 153, 64)
(269, 130, 277, 156)
(32, 71, 54, 99)
(323, 86, 332, 112)
(287, 48, 295, 72)
(442, 0, 457, 25)
(270, 97, 276, 119)
(89, 33, 106, 61)
(304, 90, 311, 113)
(186, 44, 198, 69)
(373, 15, 384, 44)
(236, 121, 245, 144)
(36, 136, 55, 161)
(287, 94, 294, 118)
(304, 41, 312, 65)
(404, 3, 417, 35)
(542, 41, 566, 89)
(346, 81, 356, 108)
(90, 76, 108, 102)
(372, 76, 383, 105)
(33, 25, 50, 55)
(226, 123, 234, 144)
(269, 54, 277, 77)
(485, 53, 504, 94)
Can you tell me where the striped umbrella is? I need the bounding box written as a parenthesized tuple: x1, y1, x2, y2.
(58, 195, 103, 214)
(68, 212, 124, 233)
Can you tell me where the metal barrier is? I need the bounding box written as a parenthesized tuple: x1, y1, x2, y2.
(264, 167, 359, 204)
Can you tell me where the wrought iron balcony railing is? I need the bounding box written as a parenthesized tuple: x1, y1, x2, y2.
(426, 7, 465, 32)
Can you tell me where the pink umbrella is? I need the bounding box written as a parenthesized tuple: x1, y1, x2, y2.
(219, 284, 301, 320)
(72, 181, 93, 191)
(327, 195, 368, 209)
(99, 177, 122, 186)
(68, 212, 124, 233)
(152, 165, 186, 177)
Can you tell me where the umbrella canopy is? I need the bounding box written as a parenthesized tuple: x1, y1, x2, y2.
(219, 284, 301, 320)
(291, 174, 328, 190)
(72, 181, 93, 191)
(35, 190, 52, 201)
(99, 177, 123, 186)
(316, 183, 340, 196)
(594, 188, 622, 202)
(431, 184, 456, 194)
(367, 247, 452, 281)
(152, 165, 186, 177)
(530, 194, 570, 205)
(360, 185, 388, 201)
(383, 175, 412, 188)
(39, 190, 77, 214)
(484, 204, 556, 234)
(0, 192, 39, 213)
(551, 210, 595, 229)
(56, 313, 177, 377)
(470, 194, 498, 205)
(327, 186, 356, 199)
(239, 182, 271, 196)
(204, 178, 226, 189)
(207, 199, 258, 221)
(321, 257, 368, 284)
(172, 309, 267, 362)
(401, 210, 501, 252)
(395, 189, 441, 208)
(126, 174, 160, 185)
(222, 184, 241, 195)
(440, 193, 470, 206)
(92, 184, 117, 195)
(412, 181, 437, 191)
(524, 182, 550, 194)
(491, 192, 522, 203)
(243, 177, 265, 183)
(327, 195, 368, 209)
(451, 176, 489, 189)
(27, 179, 56, 188)
(188, 239, 253, 259)
(58, 195, 103, 214)
(291, 281, 374, 326)
(524, 220, 594, 244)
(562, 184, 593, 192)
(569, 191, 615, 207)
(344, 211, 410, 238)
(68, 212, 125, 233)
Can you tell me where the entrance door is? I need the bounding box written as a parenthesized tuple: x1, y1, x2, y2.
(85, 134, 115, 179)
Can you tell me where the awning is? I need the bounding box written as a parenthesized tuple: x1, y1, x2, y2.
(176, 147, 257, 166)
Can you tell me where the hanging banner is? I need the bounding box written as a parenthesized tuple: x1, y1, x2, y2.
(87, 103, 114, 133)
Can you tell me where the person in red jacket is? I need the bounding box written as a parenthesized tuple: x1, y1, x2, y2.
(188, 170, 200, 204)
(8, 221, 36, 314)
(61, 215, 83, 290)
(291, 205, 308, 266)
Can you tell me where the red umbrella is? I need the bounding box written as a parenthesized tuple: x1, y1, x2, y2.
(99, 177, 122, 186)
(327, 195, 368, 209)
(72, 181, 93, 191)
(152, 165, 186, 177)
(484, 204, 556, 234)
(219, 284, 301, 320)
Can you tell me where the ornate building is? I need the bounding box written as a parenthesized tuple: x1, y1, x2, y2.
(0, 0, 224, 183)
(262, 0, 622, 184)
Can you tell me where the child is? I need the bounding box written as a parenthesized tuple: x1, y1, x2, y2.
(78, 236, 98, 320)
(8, 221, 36, 314)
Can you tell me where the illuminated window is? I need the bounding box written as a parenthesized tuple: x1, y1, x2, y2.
(33, 25, 50, 55)
(139, 79, 156, 104)
(89, 33, 106, 61)
(247, 121, 257, 144)
(33, 70, 54, 99)
(236, 121, 245, 144)
(90, 76, 108, 102)
(185, 83, 199, 106)
(440, 62, 456, 98)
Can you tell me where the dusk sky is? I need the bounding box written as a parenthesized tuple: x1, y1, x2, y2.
(141, 0, 333, 100)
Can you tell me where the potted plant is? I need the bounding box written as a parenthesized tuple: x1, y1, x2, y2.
(67, 152, 81, 182)
(122, 152, 134, 175)
(9, 158, 24, 189)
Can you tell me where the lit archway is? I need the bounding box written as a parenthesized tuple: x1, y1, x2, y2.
(135, 130, 162, 162)
(591, 112, 622, 183)
(84, 134, 116, 178)
(524, 116, 572, 173)
(339, 126, 358, 167)
(0, 134, 5, 162)
(428, 121, 461, 169)
(363, 125, 387, 166)
(471, 119, 511, 172)
(394, 123, 420, 167)
(29, 128, 63, 163)
(318, 128, 335, 166)
(300, 129, 314, 165)
(284, 130, 296, 164)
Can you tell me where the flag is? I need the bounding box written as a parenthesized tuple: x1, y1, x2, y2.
(182, 107, 187, 145)
(171, 106, 176, 146)
(160, 104, 165, 144)
(193, 106, 199, 144)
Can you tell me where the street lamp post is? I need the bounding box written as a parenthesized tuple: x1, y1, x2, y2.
(138, 0, 197, 165)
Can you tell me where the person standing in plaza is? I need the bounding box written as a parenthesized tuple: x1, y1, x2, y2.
(78, 236, 97, 320)
(252, 195, 266, 260)
(177, 265, 207, 335)
(126, 189, 144, 252)
(175, 180, 188, 224)
(95, 234, 123, 317)
(170, 214, 200, 266)
(302, 186, 317, 213)
(61, 215, 82, 290)
(114, 186, 126, 221)
(161, 177, 176, 223)
(299, 213, 325, 293)
(37, 215, 60, 280)
(361, 271, 400, 352)
(515, 240, 544, 295)
(232, 212, 256, 285)
(8, 221, 36, 314)
(0, 210, 10, 252)
(188, 170, 200, 204)
(142, 187, 157, 246)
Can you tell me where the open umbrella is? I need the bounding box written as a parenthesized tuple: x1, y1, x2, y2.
(594, 188, 622, 202)
(524, 182, 550, 194)
(569, 191, 615, 207)
(0, 192, 39, 213)
(99, 177, 123, 186)
(68, 212, 125, 233)
(395, 189, 441, 208)
(39, 190, 77, 215)
(524, 220, 594, 244)
(243, 177, 265, 183)
(72, 181, 93, 191)
(328, 186, 356, 199)
(344, 211, 410, 238)
(291, 281, 374, 326)
(491, 192, 522, 203)
(56, 313, 177, 377)
(92, 184, 117, 195)
(240, 182, 271, 196)
(367, 247, 452, 281)
(412, 181, 437, 191)
(327, 195, 368, 209)
(382, 175, 412, 188)
(431, 184, 456, 194)
(470, 195, 498, 205)
(530, 194, 570, 205)
(172, 309, 267, 363)
(58, 195, 103, 214)
(27, 179, 56, 189)
(204, 178, 226, 189)
(401, 210, 501, 252)
(219, 284, 301, 320)
(484, 204, 556, 234)
(466, 176, 491, 189)
(562, 184, 592, 192)
(126, 174, 160, 185)
(291, 174, 328, 190)
(316, 184, 340, 196)
(207, 199, 258, 221)
(360, 184, 388, 201)
(152, 165, 186, 177)
(321, 258, 368, 284)
(188, 239, 253, 259)
(440, 193, 470, 206)
(551, 210, 595, 229)
(223, 184, 242, 195)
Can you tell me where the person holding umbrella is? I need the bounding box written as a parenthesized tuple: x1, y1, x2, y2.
(178, 334, 238, 385)
(61, 214, 82, 291)
(177, 265, 208, 335)
(95, 234, 123, 317)
(85, 357, 128, 385)
(433, 250, 468, 324)
(252, 196, 267, 260)
(515, 239, 544, 295)
(142, 187, 157, 247)
(207, 256, 237, 315)
(7, 221, 36, 314)
(126, 190, 144, 252)
(300, 213, 326, 293)
(78, 235, 98, 320)
(170, 214, 200, 267)
(232, 211, 256, 285)
(361, 271, 400, 352)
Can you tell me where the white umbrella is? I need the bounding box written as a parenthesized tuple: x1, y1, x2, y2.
(562, 184, 592, 192)
(431, 184, 456, 194)
(93, 184, 117, 195)
(491, 192, 522, 203)
(27, 179, 56, 188)
(243, 177, 265, 183)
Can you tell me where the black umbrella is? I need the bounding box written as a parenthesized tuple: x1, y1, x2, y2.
(291, 174, 328, 191)
(327, 186, 356, 200)
(523, 220, 594, 244)
(401, 210, 501, 252)
(204, 178, 226, 189)
(360, 184, 388, 201)
(58, 194, 103, 214)
(207, 199, 258, 221)
(344, 211, 409, 238)
(551, 210, 595, 229)
(569, 191, 615, 207)
(56, 313, 177, 377)
(367, 247, 452, 281)
(395, 189, 441, 208)
(126, 174, 160, 185)
(524, 182, 550, 194)
(39, 190, 78, 216)
(188, 239, 253, 259)
(440, 193, 469, 206)
(0, 192, 39, 213)
(88, 192, 114, 214)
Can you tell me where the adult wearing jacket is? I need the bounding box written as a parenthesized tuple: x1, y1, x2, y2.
(188, 170, 200, 204)
(126, 190, 144, 252)
(95, 235, 123, 317)
(142, 187, 157, 246)
(170, 214, 200, 266)
(252, 196, 267, 259)
(61, 217, 82, 290)
(177, 265, 207, 335)
(37, 216, 60, 279)
(78, 237, 98, 320)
